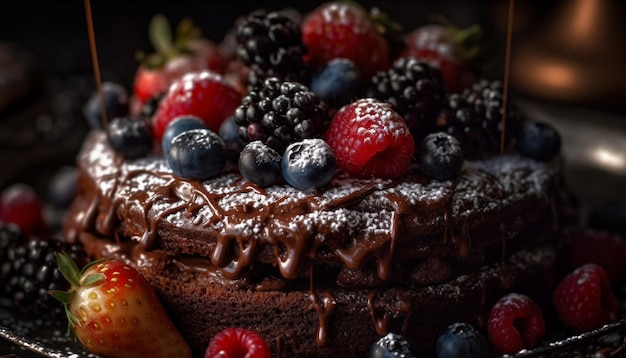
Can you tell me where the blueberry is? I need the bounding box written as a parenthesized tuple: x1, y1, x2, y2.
(238, 141, 282, 187)
(161, 115, 207, 154)
(418, 132, 464, 181)
(369, 332, 414, 358)
(47, 166, 77, 209)
(106, 116, 153, 159)
(436, 322, 487, 358)
(166, 128, 226, 180)
(83, 82, 130, 129)
(310, 58, 361, 108)
(219, 115, 243, 162)
(281, 139, 336, 191)
(515, 120, 561, 161)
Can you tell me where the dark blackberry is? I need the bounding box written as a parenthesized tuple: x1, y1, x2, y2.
(235, 10, 311, 89)
(0, 222, 28, 299)
(367, 57, 446, 142)
(435, 79, 523, 159)
(1, 238, 87, 318)
(234, 77, 330, 153)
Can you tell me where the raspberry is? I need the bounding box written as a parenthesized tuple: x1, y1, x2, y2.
(565, 228, 626, 284)
(0, 183, 47, 238)
(553, 263, 620, 332)
(487, 293, 546, 354)
(324, 98, 415, 179)
(205, 328, 271, 358)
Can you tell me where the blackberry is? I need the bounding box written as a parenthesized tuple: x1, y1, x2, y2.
(0, 222, 28, 299)
(1, 238, 87, 318)
(234, 77, 330, 153)
(435, 79, 523, 159)
(367, 57, 446, 142)
(235, 10, 311, 89)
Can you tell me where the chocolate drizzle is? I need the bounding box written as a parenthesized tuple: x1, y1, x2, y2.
(307, 291, 336, 347)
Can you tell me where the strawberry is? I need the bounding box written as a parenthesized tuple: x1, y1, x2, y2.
(324, 98, 414, 179)
(301, 2, 391, 80)
(50, 253, 191, 358)
(401, 19, 485, 94)
(132, 14, 228, 109)
(152, 70, 241, 145)
(205, 327, 271, 358)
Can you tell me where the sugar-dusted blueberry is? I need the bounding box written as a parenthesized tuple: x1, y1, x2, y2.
(369, 332, 415, 358)
(106, 116, 153, 159)
(166, 128, 226, 180)
(83, 82, 130, 129)
(281, 138, 336, 191)
(310, 58, 362, 108)
(161, 115, 207, 154)
(436, 322, 487, 358)
(239, 141, 282, 187)
(418, 132, 464, 181)
(515, 120, 561, 161)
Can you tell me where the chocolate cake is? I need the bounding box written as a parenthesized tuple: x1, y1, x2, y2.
(63, 129, 570, 357)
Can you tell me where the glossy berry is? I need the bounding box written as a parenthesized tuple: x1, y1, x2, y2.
(83, 81, 130, 129)
(205, 327, 271, 358)
(515, 120, 561, 161)
(436, 322, 487, 358)
(0, 222, 28, 298)
(106, 116, 153, 159)
(1, 238, 87, 318)
(166, 128, 226, 180)
(161, 115, 207, 154)
(310, 58, 362, 109)
(368, 332, 414, 358)
(553, 263, 619, 332)
(0, 183, 47, 237)
(324, 98, 414, 179)
(281, 139, 336, 191)
(238, 141, 282, 187)
(153, 70, 242, 144)
(219, 116, 244, 162)
(418, 132, 464, 181)
(47, 166, 78, 210)
(234, 77, 330, 153)
(487, 293, 546, 354)
(565, 228, 626, 284)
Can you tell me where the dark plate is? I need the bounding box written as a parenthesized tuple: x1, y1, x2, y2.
(1, 99, 626, 357)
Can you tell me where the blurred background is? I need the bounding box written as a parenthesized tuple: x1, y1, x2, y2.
(0, 0, 625, 204)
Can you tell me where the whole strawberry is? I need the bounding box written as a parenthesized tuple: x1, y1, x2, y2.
(324, 98, 414, 179)
(133, 15, 228, 108)
(152, 70, 241, 144)
(302, 2, 391, 80)
(401, 20, 485, 94)
(50, 253, 191, 358)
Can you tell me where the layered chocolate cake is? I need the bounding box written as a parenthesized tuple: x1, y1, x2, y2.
(61, 2, 580, 357)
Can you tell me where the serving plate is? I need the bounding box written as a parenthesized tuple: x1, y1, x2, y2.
(1, 98, 625, 357)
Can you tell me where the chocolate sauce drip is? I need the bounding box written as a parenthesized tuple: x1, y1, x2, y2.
(367, 291, 390, 337)
(307, 291, 336, 347)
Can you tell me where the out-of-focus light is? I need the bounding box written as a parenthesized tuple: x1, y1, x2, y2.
(532, 61, 578, 89)
(592, 147, 625, 171)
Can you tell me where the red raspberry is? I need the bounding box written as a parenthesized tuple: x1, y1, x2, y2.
(0, 183, 47, 237)
(152, 70, 241, 144)
(565, 228, 626, 284)
(302, 2, 390, 79)
(323, 98, 415, 179)
(553, 263, 620, 332)
(205, 328, 271, 358)
(487, 293, 546, 354)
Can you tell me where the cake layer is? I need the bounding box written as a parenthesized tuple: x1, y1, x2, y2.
(65, 130, 564, 284)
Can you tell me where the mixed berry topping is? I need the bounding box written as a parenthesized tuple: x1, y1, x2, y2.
(161, 115, 207, 154)
(106, 116, 153, 159)
(324, 98, 414, 179)
(281, 138, 337, 191)
(205, 327, 271, 358)
(417, 132, 464, 181)
(553, 263, 620, 332)
(310, 58, 362, 109)
(0, 183, 47, 237)
(487, 292, 546, 354)
(436, 322, 487, 358)
(515, 120, 561, 161)
(83, 81, 130, 129)
(368, 332, 414, 358)
(234, 77, 330, 153)
(368, 57, 446, 141)
(166, 128, 226, 180)
(238, 141, 282, 187)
